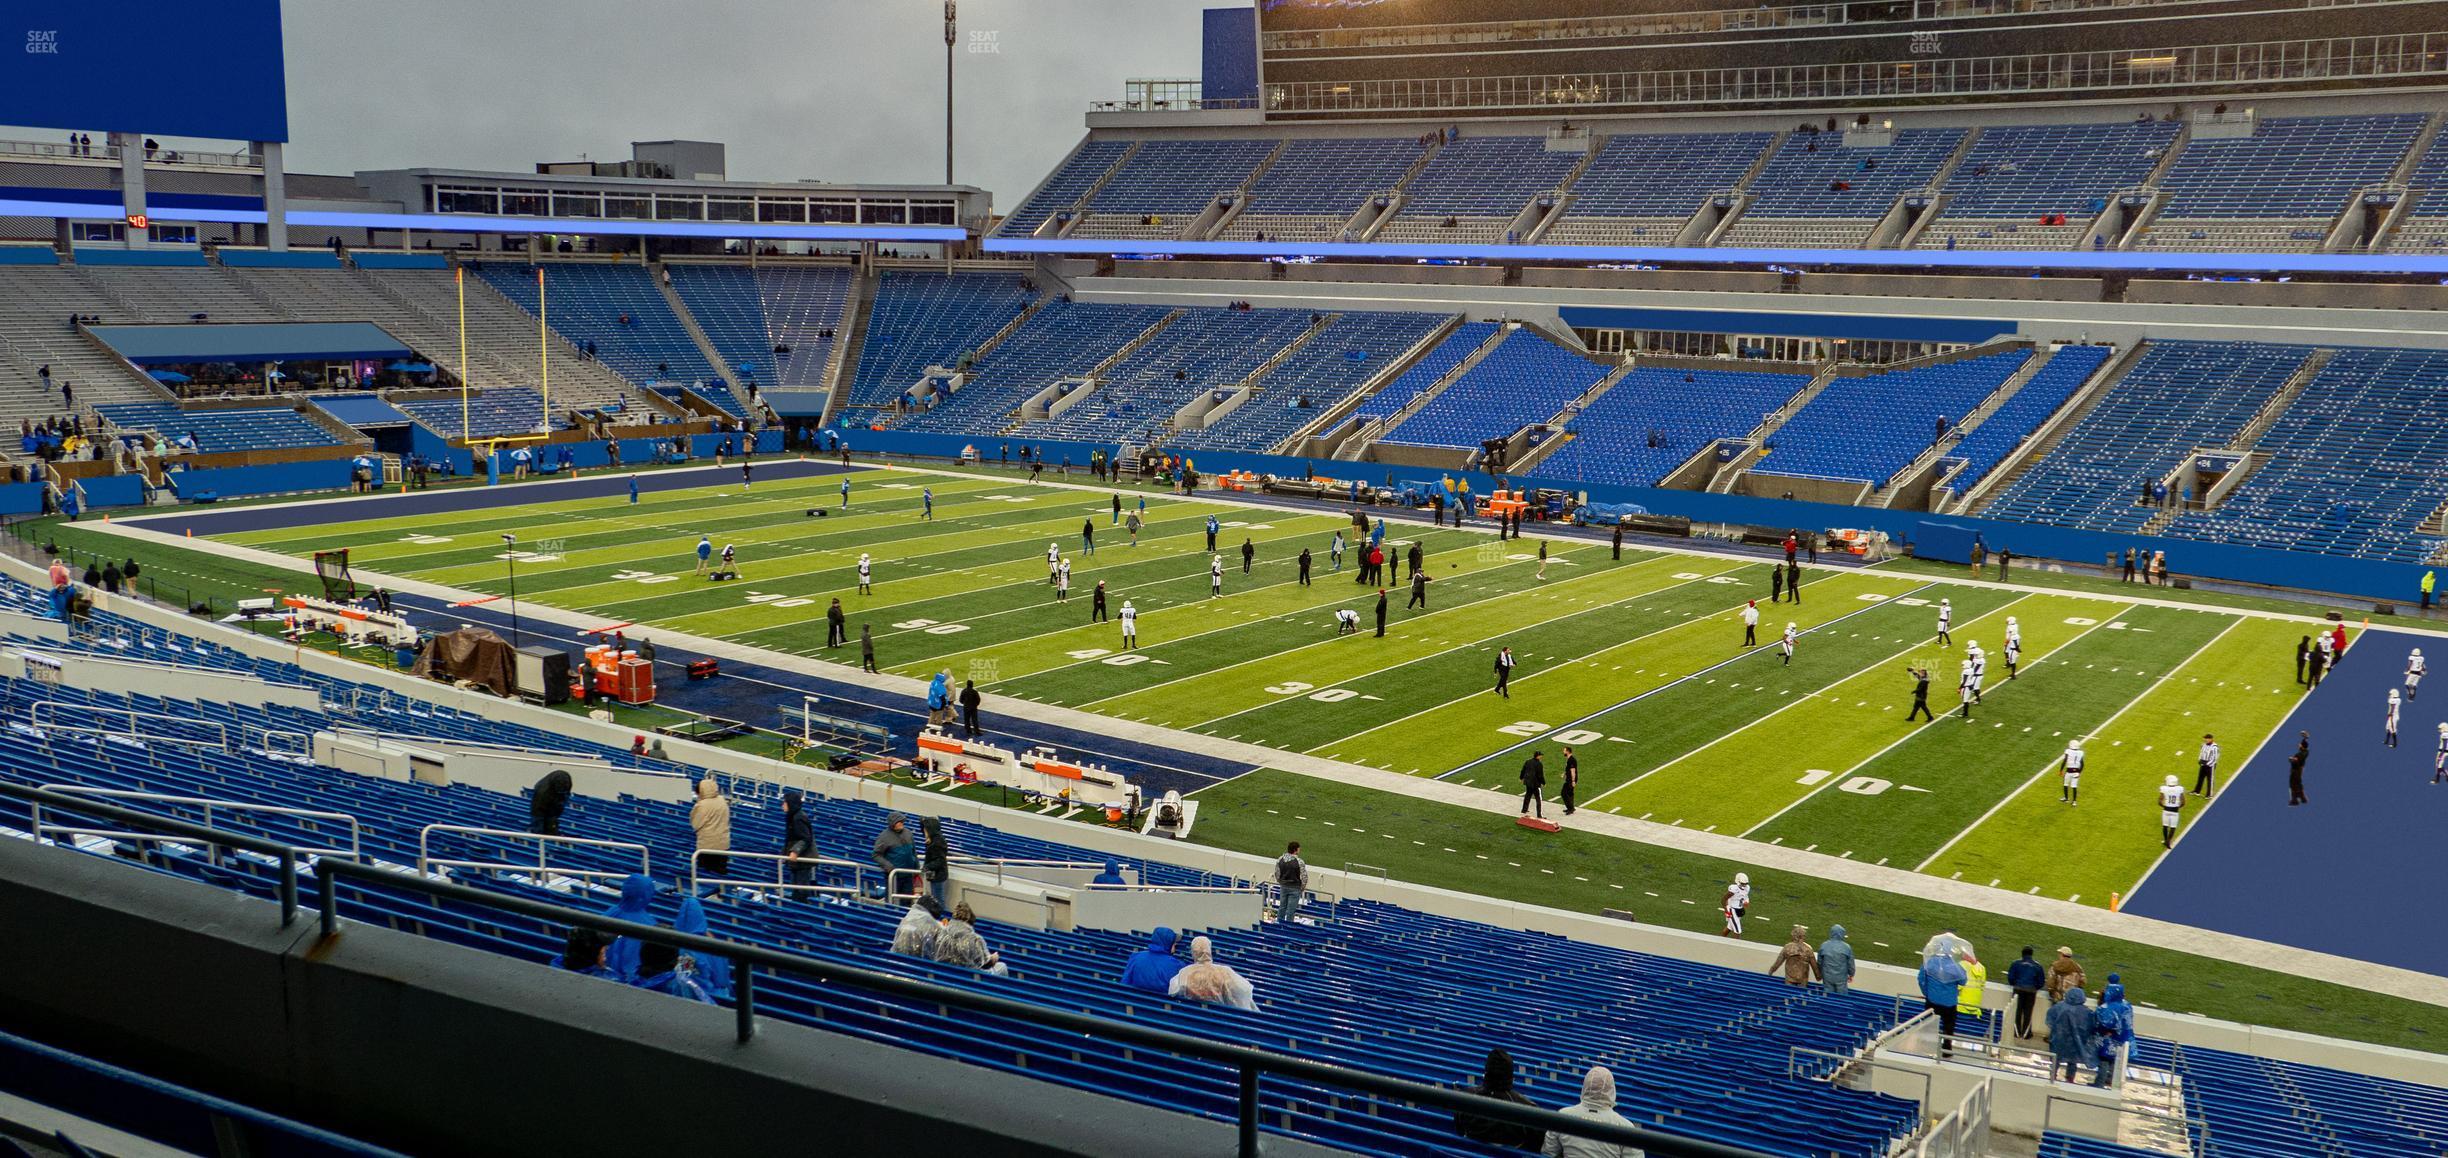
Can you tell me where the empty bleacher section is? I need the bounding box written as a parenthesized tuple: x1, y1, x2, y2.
(1917, 121, 2180, 251)
(0, 265, 172, 417)
(2165, 346, 2448, 563)
(1541, 131, 1776, 247)
(2132, 1038, 2448, 1158)
(1754, 350, 2031, 486)
(844, 272, 1036, 412)
(1229, 137, 1424, 242)
(1025, 308, 1313, 445)
(0, 586, 1925, 1158)
(2137, 114, 2427, 251)
(1937, 344, 2114, 497)
(1983, 341, 2309, 532)
(74, 263, 287, 323)
(95, 402, 342, 452)
(1379, 327, 1610, 451)
(900, 300, 1173, 436)
(993, 140, 1132, 238)
(473, 262, 720, 391)
(1168, 311, 1452, 454)
(341, 266, 642, 413)
(391, 388, 560, 439)
(1717, 128, 1966, 249)
(1067, 140, 1277, 241)
(1356, 321, 1498, 423)
(1537, 364, 1810, 487)
(1374, 136, 1584, 244)
(667, 263, 852, 395)
(2386, 131, 2448, 250)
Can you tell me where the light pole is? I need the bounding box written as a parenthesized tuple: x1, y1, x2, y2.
(500, 533, 522, 648)
(944, 1, 957, 186)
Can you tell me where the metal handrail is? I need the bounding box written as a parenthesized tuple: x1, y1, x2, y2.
(249, 727, 316, 760)
(305, 855, 1772, 1158)
(29, 701, 230, 751)
(1, 782, 307, 928)
(2041, 1089, 2207, 1155)
(327, 725, 618, 766)
(690, 848, 864, 897)
(416, 824, 649, 884)
(35, 784, 361, 864)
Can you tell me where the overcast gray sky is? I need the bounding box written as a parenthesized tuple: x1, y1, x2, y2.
(276, 0, 1211, 211)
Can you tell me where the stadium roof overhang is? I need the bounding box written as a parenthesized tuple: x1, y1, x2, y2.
(0, 191, 967, 243)
(981, 236, 2448, 277)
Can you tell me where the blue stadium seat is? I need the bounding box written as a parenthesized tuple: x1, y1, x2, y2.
(474, 264, 719, 388)
(391, 387, 561, 439)
(1169, 312, 1453, 454)
(847, 273, 1037, 412)
(1376, 137, 1585, 244)
(996, 140, 1134, 238)
(95, 403, 341, 452)
(1538, 365, 1810, 487)
(1379, 327, 1611, 452)
(1543, 132, 1776, 247)
(1939, 345, 2113, 495)
(1754, 351, 2031, 486)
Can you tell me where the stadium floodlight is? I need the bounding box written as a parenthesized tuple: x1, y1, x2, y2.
(501, 533, 522, 649)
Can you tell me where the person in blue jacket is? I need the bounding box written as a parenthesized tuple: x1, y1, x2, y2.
(2091, 980, 2135, 1087)
(674, 895, 732, 1000)
(632, 941, 714, 1003)
(2047, 988, 2094, 1083)
(926, 669, 952, 729)
(922, 487, 934, 520)
(1121, 927, 1186, 994)
(1918, 950, 1969, 1058)
(1205, 515, 1220, 551)
(2005, 946, 2048, 1040)
(1091, 859, 1126, 886)
(601, 874, 660, 981)
(694, 535, 714, 575)
(626, 474, 640, 505)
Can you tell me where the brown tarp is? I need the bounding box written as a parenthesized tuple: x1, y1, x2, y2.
(412, 626, 517, 696)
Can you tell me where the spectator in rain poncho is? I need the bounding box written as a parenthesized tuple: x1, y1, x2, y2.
(2046, 987, 2094, 1083)
(925, 670, 953, 728)
(632, 941, 715, 1004)
(873, 813, 919, 899)
(1091, 859, 1126, 886)
(674, 895, 732, 1000)
(893, 896, 942, 958)
(601, 874, 660, 981)
(529, 769, 573, 836)
(1542, 1065, 1635, 1158)
(1168, 935, 1255, 1011)
(1920, 928, 1973, 963)
(930, 902, 1008, 976)
(2091, 980, 2135, 1087)
(1121, 926, 1185, 994)
(1818, 925, 1857, 996)
(552, 927, 620, 980)
(1452, 1047, 1542, 1148)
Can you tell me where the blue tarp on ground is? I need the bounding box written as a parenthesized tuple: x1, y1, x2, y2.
(90, 322, 414, 366)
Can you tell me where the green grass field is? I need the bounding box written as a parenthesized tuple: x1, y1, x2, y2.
(197, 463, 2325, 915)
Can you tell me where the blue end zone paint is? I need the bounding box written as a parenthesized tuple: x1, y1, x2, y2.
(134, 458, 862, 537)
(385, 592, 1254, 801)
(2125, 627, 2448, 978)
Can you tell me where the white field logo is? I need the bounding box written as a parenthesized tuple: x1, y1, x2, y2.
(26, 30, 59, 54)
(967, 658, 1000, 683)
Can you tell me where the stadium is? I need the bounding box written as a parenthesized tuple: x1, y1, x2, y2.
(5, 0, 2448, 1154)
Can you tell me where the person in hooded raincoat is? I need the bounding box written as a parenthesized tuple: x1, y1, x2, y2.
(1818, 926, 1857, 995)
(2091, 980, 2135, 1087)
(920, 816, 950, 907)
(1452, 1047, 1541, 1148)
(2047, 988, 2095, 1083)
(1542, 1065, 1635, 1158)
(1091, 859, 1126, 886)
(931, 902, 1008, 976)
(893, 896, 942, 958)
(1121, 926, 1186, 994)
(632, 940, 715, 1004)
(530, 769, 573, 835)
(925, 670, 953, 728)
(689, 777, 731, 877)
(601, 874, 659, 981)
(1169, 935, 1255, 1010)
(674, 895, 732, 1000)
(873, 813, 918, 900)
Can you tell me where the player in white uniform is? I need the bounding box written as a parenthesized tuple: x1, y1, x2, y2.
(1935, 599, 1953, 648)
(1209, 553, 1225, 596)
(1335, 608, 1360, 635)
(2158, 774, 2184, 848)
(2408, 647, 2427, 701)
(1055, 557, 1072, 602)
(2061, 740, 2085, 804)
(1957, 650, 1980, 719)
(2435, 721, 2448, 784)
(2003, 617, 2023, 679)
(1967, 642, 1989, 704)
(2386, 688, 2403, 748)
(1779, 623, 1797, 665)
(1119, 599, 1139, 648)
(1047, 542, 1062, 585)
(1740, 600, 1760, 648)
(857, 553, 873, 595)
(1722, 872, 1751, 938)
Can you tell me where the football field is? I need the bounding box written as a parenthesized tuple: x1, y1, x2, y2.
(199, 463, 2324, 910)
